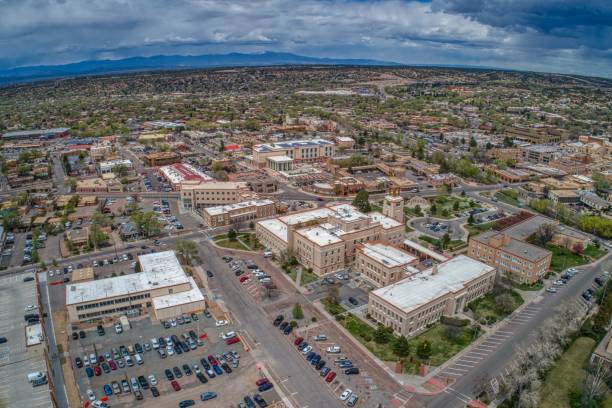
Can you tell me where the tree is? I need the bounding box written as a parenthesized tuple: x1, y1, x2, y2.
(326, 285, 340, 305)
(1, 210, 21, 231)
(92, 212, 112, 228)
(430, 203, 437, 214)
(292, 303, 304, 319)
(571, 242, 584, 255)
(352, 189, 371, 213)
(88, 226, 109, 250)
(112, 164, 129, 178)
(495, 293, 516, 314)
(227, 229, 237, 241)
(441, 233, 451, 250)
(176, 240, 198, 264)
(373, 326, 393, 344)
(443, 325, 462, 342)
(468, 213, 475, 225)
(392, 335, 411, 357)
(592, 172, 611, 193)
(453, 201, 460, 211)
(130, 210, 161, 238)
(581, 359, 612, 407)
(416, 340, 432, 359)
(536, 223, 556, 246)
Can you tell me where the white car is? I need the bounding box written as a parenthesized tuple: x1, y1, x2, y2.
(340, 389, 352, 401)
(166, 346, 175, 356)
(87, 389, 96, 402)
(24, 304, 37, 311)
(221, 331, 236, 340)
(151, 338, 159, 349)
(263, 251, 273, 258)
(170, 319, 177, 327)
(49, 270, 54, 277)
(193, 364, 201, 374)
(301, 345, 313, 354)
(114, 323, 123, 334)
(93, 260, 99, 267)
(215, 320, 228, 327)
(148, 374, 157, 386)
(327, 345, 341, 354)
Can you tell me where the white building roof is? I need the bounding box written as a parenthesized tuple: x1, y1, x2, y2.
(66, 251, 189, 305)
(368, 212, 402, 229)
(204, 199, 274, 216)
(160, 163, 213, 185)
(403, 239, 449, 262)
(336, 136, 355, 142)
(152, 277, 204, 310)
(99, 159, 132, 171)
(258, 219, 288, 243)
(361, 243, 416, 267)
(279, 208, 334, 226)
(25, 322, 43, 346)
(297, 226, 343, 246)
(372, 255, 494, 314)
(266, 155, 294, 163)
(254, 138, 334, 152)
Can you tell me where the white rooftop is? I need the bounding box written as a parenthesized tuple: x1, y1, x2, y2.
(160, 163, 213, 184)
(337, 136, 355, 142)
(329, 204, 369, 222)
(372, 255, 494, 314)
(99, 159, 132, 170)
(297, 226, 343, 246)
(267, 155, 294, 163)
(360, 243, 416, 267)
(152, 277, 204, 310)
(258, 218, 288, 243)
(67, 251, 189, 305)
(279, 208, 334, 226)
(204, 199, 274, 216)
(368, 212, 402, 229)
(25, 322, 43, 346)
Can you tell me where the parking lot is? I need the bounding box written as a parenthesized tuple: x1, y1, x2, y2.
(70, 313, 281, 407)
(0, 273, 54, 408)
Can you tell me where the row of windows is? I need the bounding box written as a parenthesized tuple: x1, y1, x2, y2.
(76, 293, 150, 311)
(78, 304, 143, 320)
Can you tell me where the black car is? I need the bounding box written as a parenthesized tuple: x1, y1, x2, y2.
(253, 394, 268, 408)
(173, 366, 183, 378)
(221, 363, 232, 374)
(159, 337, 166, 348)
(196, 372, 208, 384)
(165, 368, 175, 380)
(206, 270, 214, 278)
(244, 396, 256, 408)
(279, 321, 288, 331)
(24, 314, 39, 321)
(235, 269, 244, 276)
(23, 277, 35, 282)
(179, 400, 195, 408)
(200, 358, 211, 370)
(348, 297, 359, 305)
(134, 343, 143, 354)
(151, 386, 159, 397)
(97, 325, 105, 336)
(315, 360, 326, 370)
(182, 364, 192, 376)
(344, 367, 360, 375)
(140, 376, 150, 389)
(189, 330, 197, 340)
(283, 325, 293, 335)
(273, 315, 284, 327)
(75, 357, 83, 368)
(72, 332, 78, 340)
(101, 362, 110, 373)
(79, 330, 86, 339)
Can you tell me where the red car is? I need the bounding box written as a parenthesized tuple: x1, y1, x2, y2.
(294, 337, 304, 346)
(239, 275, 249, 283)
(98, 355, 105, 363)
(225, 336, 240, 345)
(171, 380, 181, 392)
(207, 355, 218, 365)
(93, 365, 102, 376)
(325, 371, 336, 383)
(256, 378, 270, 387)
(108, 360, 117, 370)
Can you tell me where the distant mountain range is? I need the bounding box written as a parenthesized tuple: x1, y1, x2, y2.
(0, 52, 402, 85)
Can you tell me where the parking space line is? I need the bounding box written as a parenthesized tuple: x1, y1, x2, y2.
(467, 351, 490, 356)
(454, 363, 475, 368)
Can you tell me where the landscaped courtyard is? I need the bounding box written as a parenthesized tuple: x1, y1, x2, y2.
(428, 195, 481, 219)
(212, 231, 259, 251)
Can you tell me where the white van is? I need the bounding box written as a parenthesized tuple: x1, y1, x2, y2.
(134, 353, 143, 365)
(151, 338, 159, 349)
(27, 371, 45, 382)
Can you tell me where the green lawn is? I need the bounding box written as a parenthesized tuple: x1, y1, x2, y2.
(584, 245, 608, 260)
(212, 232, 257, 251)
(495, 189, 521, 206)
(540, 337, 596, 408)
(465, 222, 494, 237)
(547, 244, 591, 272)
(321, 297, 346, 316)
(467, 289, 524, 325)
(513, 281, 544, 291)
(429, 195, 480, 219)
(419, 235, 466, 251)
(300, 269, 319, 285)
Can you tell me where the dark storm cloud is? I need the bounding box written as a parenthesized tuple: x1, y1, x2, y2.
(0, 0, 610, 77)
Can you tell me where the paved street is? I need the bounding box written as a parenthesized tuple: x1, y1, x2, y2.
(418, 253, 612, 408)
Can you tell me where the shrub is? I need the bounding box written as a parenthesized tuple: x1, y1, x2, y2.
(440, 316, 469, 327)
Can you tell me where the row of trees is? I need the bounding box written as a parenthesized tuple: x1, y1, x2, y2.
(531, 199, 612, 239)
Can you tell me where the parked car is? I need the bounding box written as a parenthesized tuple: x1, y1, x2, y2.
(325, 371, 337, 382)
(200, 391, 218, 401)
(258, 382, 274, 392)
(327, 345, 341, 353)
(171, 380, 181, 392)
(347, 394, 359, 407)
(340, 389, 352, 401)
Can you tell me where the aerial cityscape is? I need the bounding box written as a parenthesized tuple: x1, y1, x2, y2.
(0, 2, 611, 408)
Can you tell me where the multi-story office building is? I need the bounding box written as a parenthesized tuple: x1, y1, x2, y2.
(355, 242, 418, 288)
(256, 204, 404, 275)
(368, 255, 495, 337)
(506, 125, 568, 144)
(66, 251, 205, 323)
(252, 138, 335, 167)
(521, 145, 559, 164)
(202, 199, 276, 227)
(180, 181, 252, 211)
(468, 231, 551, 284)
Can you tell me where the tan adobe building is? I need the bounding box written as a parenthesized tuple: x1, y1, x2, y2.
(468, 231, 551, 284)
(145, 151, 181, 166)
(180, 181, 252, 211)
(256, 204, 404, 275)
(252, 138, 335, 167)
(355, 242, 418, 288)
(76, 178, 107, 193)
(506, 125, 568, 144)
(66, 251, 205, 323)
(382, 191, 405, 224)
(368, 255, 496, 337)
(202, 199, 276, 227)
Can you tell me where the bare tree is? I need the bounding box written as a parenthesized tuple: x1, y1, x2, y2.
(581, 359, 611, 406)
(535, 223, 556, 246)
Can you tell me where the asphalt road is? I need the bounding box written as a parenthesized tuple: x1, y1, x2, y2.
(419, 253, 612, 408)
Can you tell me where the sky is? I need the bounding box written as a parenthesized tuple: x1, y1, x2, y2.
(0, 0, 611, 78)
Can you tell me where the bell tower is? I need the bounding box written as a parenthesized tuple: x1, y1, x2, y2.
(382, 187, 404, 223)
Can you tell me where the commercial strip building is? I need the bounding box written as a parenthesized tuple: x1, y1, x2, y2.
(256, 204, 404, 275)
(252, 138, 335, 167)
(2, 127, 70, 140)
(66, 251, 205, 323)
(159, 163, 213, 191)
(144, 151, 181, 166)
(506, 125, 567, 144)
(368, 255, 496, 337)
(468, 231, 551, 284)
(98, 159, 133, 175)
(180, 181, 253, 211)
(355, 242, 418, 288)
(202, 199, 276, 227)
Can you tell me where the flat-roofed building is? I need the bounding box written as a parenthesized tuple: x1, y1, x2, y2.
(266, 155, 294, 172)
(252, 138, 335, 167)
(368, 255, 496, 337)
(256, 204, 404, 275)
(76, 177, 107, 193)
(180, 181, 252, 211)
(521, 145, 559, 164)
(159, 163, 213, 191)
(468, 231, 551, 284)
(2, 127, 70, 140)
(66, 251, 205, 323)
(580, 192, 610, 211)
(98, 159, 133, 175)
(145, 151, 181, 166)
(203, 199, 276, 227)
(548, 189, 580, 204)
(356, 242, 418, 288)
(506, 125, 567, 144)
